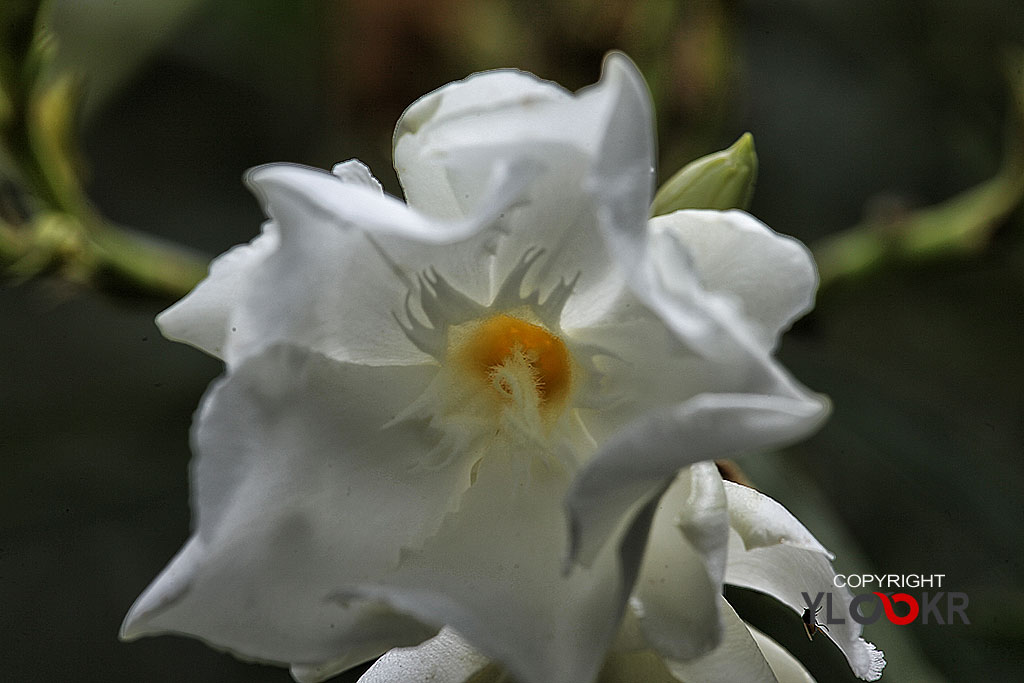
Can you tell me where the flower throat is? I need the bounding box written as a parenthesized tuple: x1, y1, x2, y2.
(460, 314, 571, 404)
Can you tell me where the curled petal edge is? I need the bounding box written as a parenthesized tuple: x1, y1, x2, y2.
(566, 391, 829, 571)
(724, 491, 886, 681)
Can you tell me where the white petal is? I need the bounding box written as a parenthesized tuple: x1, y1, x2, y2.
(564, 197, 827, 570)
(747, 625, 817, 683)
(394, 53, 654, 326)
(156, 224, 278, 359)
(649, 210, 817, 351)
(500, 52, 655, 330)
(393, 53, 652, 219)
(339, 454, 637, 683)
(155, 160, 390, 361)
(121, 345, 466, 671)
(630, 464, 727, 661)
(394, 68, 571, 220)
(723, 480, 832, 557)
(597, 650, 684, 683)
(566, 391, 827, 569)
(568, 205, 823, 442)
(154, 160, 394, 363)
(566, 296, 730, 445)
(724, 485, 885, 681)
(219, 158, 537, 366)
(566, 293, 803, 445)
(665, 598, 778, 683)
(331, 158, 384, 192)
(584, 53, 658, 278)
(172, 55, 655, 367)
(247, 160, 533, 247)
(357, 628, 493, 683)
(638, 214, 760, 361)
(611, 205, 817, 376)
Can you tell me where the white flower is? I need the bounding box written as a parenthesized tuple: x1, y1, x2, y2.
(120, 54, 857, 683)
(359, 465, 885, 683)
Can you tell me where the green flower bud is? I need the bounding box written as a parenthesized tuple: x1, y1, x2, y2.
(651, 132, 758, 216)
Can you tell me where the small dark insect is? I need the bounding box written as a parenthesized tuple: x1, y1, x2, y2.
(802, 606, 830, 640)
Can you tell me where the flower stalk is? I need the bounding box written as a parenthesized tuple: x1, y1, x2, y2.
(813, 48, 1024, 291)
(0, 1, 208, 300)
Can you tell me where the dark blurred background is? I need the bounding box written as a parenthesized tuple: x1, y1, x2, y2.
(2, 1, 1022, 681)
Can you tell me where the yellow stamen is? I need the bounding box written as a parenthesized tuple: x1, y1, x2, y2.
(461, 314, 571, 403)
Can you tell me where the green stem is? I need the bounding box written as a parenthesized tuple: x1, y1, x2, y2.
(1, 211, 209, 300)
(89, 224, 210, 300)
(1, 4, 210, 301)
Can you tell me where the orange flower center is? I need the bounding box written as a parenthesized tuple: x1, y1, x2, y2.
(460, 314, 571, 404)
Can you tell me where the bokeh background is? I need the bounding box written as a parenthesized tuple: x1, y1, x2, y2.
(3, 0, 1023, 681)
